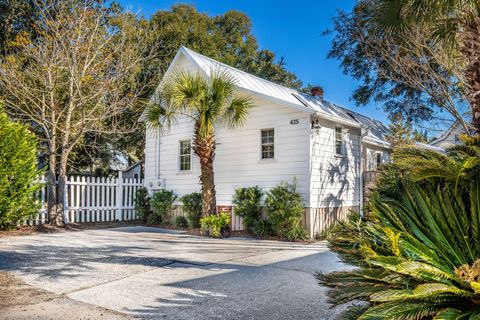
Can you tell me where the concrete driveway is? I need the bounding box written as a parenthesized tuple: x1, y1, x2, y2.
(0, 226, 348, 319)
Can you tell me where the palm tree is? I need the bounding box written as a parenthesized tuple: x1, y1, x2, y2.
(318, 140, 480, 319)
(373, 0, 480, 132)
(145, 70, 252, 216)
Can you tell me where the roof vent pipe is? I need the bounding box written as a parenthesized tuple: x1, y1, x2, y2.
(310, 86, 323, 99)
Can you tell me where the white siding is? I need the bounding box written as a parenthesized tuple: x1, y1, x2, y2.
(144, 95, 311, 205)
(309, 118, 361, 208)
(364, 144, 390, 172)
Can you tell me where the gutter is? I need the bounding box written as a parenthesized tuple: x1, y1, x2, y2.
(363, 136, 391, 149)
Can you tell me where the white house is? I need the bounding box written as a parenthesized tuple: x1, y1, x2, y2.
(143, 47, 391, 237)
(429, 120, 473, 150)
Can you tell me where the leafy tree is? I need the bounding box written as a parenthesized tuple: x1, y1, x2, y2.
(319, 139, 480, 319)
(0, 110, 43, 229)
(386, 113, 429, 148)
(145, 70, 253, 216)
(0, 0, 36, 56)
(0, 0, 155, 225)
(148, 5, 302, 90)
(327, 0, 474, 132)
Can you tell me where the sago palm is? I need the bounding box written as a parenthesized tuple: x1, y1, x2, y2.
(319, 138, 480, 319)
(373, 0, 480, 132)
(145, 70, 252, 216)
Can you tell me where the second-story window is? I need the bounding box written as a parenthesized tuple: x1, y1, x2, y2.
(335, 126, 344, 156)
(179, 140, 191, 171)
(261, 129, 275, 159)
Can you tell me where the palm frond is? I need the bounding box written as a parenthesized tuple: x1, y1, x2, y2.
(143, 101, 178, 135)
(224, 95, 252, 128)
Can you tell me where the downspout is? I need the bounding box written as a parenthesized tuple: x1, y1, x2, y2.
(359, 126, 368, 216)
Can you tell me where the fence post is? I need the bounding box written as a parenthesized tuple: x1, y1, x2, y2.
(63, 176, 69, 224)
(115, 171, 123, 221)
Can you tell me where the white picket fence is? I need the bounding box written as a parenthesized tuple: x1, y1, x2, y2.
(27, 172, 143, 225)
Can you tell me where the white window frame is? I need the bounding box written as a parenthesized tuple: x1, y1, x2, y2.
(334, 126, 345, 156)
(260, 128, 275, 160)
(178, 139, 192, 172)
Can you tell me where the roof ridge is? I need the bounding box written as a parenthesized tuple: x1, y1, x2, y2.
(180, 46, 389, 131)
(181, 46, 301, 95)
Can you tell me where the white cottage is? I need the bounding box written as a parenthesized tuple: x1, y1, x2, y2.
(143, 47, 391, 237)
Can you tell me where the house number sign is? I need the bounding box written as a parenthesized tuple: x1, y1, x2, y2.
(290, 119, 299, 125)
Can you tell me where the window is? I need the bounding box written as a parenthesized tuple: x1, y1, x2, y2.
(261, 129, 275, 159)
(179, 140, 191, 171)
(335, 126, 344, 155)
(376, 153, 382, 168)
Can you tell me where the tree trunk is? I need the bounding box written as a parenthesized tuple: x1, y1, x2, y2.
(55, 153, 69, 226)
(193, 125, 217, 216)
(460, 18, 480, 133)
(47, 150, 59, 225)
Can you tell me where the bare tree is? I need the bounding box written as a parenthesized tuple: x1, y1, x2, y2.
(0, 0, 157, 225)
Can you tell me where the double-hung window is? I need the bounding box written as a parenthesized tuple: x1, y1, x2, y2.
(261, 129, 275, 160)
(179, 140, 191, 171)
(335, 126, 344, 156)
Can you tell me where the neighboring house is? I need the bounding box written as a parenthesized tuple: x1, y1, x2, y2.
(122, 161, 143, 181)
(429, 120, 471, 150)
(143, 47, 391, 237)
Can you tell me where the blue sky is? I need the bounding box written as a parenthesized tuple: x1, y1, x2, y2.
(118, 0, 388, 123)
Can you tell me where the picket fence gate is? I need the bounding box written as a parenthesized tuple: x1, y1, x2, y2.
(27, 172, 143, 226)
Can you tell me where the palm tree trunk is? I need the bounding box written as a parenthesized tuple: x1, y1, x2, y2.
(193, 125, 217, 216)
(460, 17, 480, 133)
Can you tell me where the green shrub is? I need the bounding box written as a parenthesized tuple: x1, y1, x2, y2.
(232, 186, 263, 232)
(175, 215, 189, 228)
(149, 189, 176, 225)
(264, 181, 306, 241)
(200, 212, 231, 238)
(251, 219, 272, 237)
(0, 111, 43, 229)
(318, 140, 480, 319)
(134, 187, 151, 223)
(180, 192, 202, 227)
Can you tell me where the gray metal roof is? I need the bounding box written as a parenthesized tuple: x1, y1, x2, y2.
(174, 47, 390, 146)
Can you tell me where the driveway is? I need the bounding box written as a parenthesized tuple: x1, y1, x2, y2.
(0, 226, 348, 319)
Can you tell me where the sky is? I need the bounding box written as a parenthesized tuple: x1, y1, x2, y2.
(118, 0, 389, 124)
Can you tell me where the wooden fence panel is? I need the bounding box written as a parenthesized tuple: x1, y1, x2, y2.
(24, 172, 143, 225)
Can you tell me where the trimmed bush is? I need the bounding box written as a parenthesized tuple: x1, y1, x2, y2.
(0, 111, 43, 229)
(134, 187, 151, 223)
(149, 189, 176, 225)
(175, 215, 189, 228)
(265, 181, 307, 241)
(251, 219, 272, 237)
(232, 186, 263, 232)
(200, 212, 231, 238)
(180, 192, 202, 227)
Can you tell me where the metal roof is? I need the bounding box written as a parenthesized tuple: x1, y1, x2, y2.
(171, 47, 390, 146)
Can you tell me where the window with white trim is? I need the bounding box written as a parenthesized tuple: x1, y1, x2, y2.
(376, 153, 382, 168)
(335, 126, 344, 155)
(261, 129, 275, 159)
(179, 140, 191, 171)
